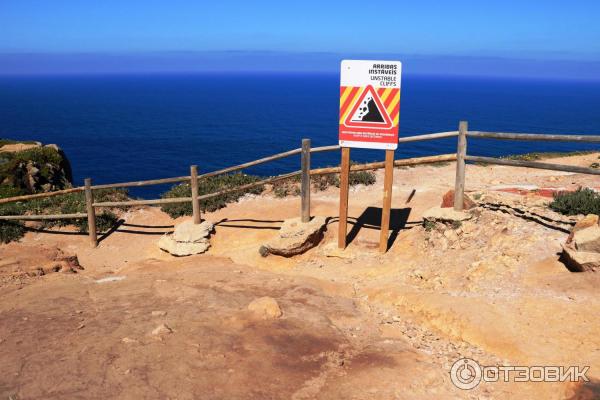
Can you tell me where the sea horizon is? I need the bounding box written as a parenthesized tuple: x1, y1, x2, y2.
(1, 72, 599, 198)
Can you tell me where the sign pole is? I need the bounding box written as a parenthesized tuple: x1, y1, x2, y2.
(379, 149, 395, 253)
(338, 147, 351, 249)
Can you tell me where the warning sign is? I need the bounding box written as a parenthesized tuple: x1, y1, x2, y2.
(339, 60, 401, 150)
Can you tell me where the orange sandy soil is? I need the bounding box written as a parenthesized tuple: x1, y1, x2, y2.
(1, 153, 600, 399)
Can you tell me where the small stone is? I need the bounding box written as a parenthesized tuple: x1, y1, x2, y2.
(121, 337, 138, 344)
(151, 310, 167, 317)
(247, 297, 282, 319)
(151, 323, 173, 336)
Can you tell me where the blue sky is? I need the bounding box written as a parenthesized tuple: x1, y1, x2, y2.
(1, 0, 599, 78)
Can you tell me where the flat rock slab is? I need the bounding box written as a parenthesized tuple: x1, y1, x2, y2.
(423, 206, 472, 223)
(260, 216, 327, 257)
(159, 236, 210, 256)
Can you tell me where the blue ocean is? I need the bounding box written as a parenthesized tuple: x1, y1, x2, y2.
(0, 73, 599, 198)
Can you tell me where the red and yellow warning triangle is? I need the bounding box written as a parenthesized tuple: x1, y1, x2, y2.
(339, 85, 400, 128)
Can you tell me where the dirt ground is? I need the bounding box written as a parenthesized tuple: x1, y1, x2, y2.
(1, 154, 600, 399)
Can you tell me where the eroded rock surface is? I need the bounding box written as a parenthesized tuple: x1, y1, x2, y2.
(422, 206, 472, 223)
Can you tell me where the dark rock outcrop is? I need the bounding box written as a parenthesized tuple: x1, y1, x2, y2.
(0, 141, 73, 194)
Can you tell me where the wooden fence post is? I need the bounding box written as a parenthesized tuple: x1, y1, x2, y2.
(84, 178, 97, 248)
(379, 149, 395, 253)
(301, 139, 311, 223)
(338, 147, 351, 249)
(454, 121, 468, 211)
(190, 165, 201, 224)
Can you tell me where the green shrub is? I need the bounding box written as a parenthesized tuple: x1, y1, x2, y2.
(0, 188, 127, 242)
(272, 167, 377, 198)
(549, 188, 600, 216)
(272, 175, 301, 198)
(0, 221, 25, 244)
(347, 169, 376, 186)
(0, 185, 25, 199)
(161, 173, 264, 218)
(423, 220, 436, 232)
(313, 174, 339, 191)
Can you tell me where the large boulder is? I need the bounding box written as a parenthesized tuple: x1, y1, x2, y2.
(259, 216, 327, 257)
(158, 220, 213, 256)
(440, 190, 477, 210)
(561, 214, 600, 272)
(573, 225, 600, 253)
(566, 214, 599, 244)
(561, 245, 600, 272)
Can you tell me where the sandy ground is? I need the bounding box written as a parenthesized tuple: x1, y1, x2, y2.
(1, 153, 600, 399)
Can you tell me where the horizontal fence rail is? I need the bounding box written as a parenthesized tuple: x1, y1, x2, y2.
(398, 131, 458, 143)
(0, 212, 87, 221)
(0, 125, 598, 249)
(467, 131, 600, 142)
(0, 186, 85, 205)
(465, 155, 600, 176)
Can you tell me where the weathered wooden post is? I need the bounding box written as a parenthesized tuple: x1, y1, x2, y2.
(338, 147, 351, 249)
(454, 121, 468, 211)
(84, 178, 97, 248)
(379, 149, 395, 253)
(190, 165, 201, 224)
(301, 139, 311, 223)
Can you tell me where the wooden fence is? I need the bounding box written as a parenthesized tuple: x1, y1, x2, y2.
(0, 121, 599, 249)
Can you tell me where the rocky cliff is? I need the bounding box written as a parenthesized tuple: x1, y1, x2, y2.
(0, 140, 73, 196)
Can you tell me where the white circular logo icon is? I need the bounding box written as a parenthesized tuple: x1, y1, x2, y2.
(450, 358, 482, 390)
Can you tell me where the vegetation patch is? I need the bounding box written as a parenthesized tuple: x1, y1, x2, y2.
(161, 173, 264, 218)
(549, 188, 600, 216)
(503, 151, 596, 161)
(0, 144, 73, 194)
(0, 188, 127, 243)
(273, 167, 377, 198)
(0, 221, 25, 244)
